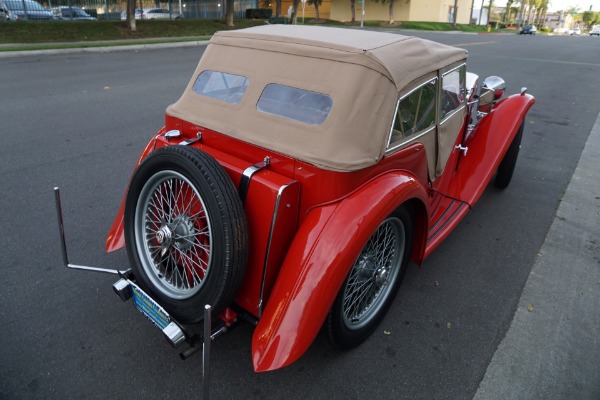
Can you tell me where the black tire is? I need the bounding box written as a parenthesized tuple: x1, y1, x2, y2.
(124, 146, 248, 324)
(326, 205, 414, 350)
(494, 121, 524, 189)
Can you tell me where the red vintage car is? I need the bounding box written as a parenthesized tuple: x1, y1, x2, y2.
(57, 25, 534, 374)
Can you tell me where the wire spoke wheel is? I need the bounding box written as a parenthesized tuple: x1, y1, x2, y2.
(327, 205, 413, 350)
(342, 217, 405, 330)
(135, 170, 212, 299)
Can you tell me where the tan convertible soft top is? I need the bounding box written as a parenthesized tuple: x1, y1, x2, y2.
(167, 25, 467, 171)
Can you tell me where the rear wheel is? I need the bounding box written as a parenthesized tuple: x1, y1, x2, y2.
(124, 146, 248, 324)
(326, 205, 414, 350)
(494, 121, 524, 189)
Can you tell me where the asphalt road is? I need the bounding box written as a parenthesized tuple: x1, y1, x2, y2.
(1, 32, 599, 400)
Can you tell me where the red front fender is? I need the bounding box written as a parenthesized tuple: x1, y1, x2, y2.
(446, 93, 535, 204)
(251, 172, 428, 372)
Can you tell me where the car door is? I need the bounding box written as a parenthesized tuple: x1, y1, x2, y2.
(435, 63, 467, 180)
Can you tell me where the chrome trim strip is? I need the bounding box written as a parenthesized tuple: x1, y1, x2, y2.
(401, 76, 438, 99)
(257, 182, 295, 318)
(385, 100, 402, 148)
(442, 62, 467, 78)
(385, 125, 436, 154)
(427, 202, 466, 243)
(439, 104, 467, 125)
(428, 200, 456, 233)
(238, 156, 270, 203)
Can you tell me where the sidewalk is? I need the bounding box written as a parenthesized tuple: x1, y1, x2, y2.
(473, 112, 600, 399)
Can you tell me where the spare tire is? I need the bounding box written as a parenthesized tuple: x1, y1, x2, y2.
(124, 146, 248, 324)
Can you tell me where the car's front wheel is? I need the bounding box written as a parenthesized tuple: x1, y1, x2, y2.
(326, 205, 414, 350)
(124, 146, 248, 324)
(494, 121, 524, 189)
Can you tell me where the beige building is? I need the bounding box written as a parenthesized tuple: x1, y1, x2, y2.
(331, 0, 473, 23)
(544, 12, 575, 32)
(270, 0, 474, 23)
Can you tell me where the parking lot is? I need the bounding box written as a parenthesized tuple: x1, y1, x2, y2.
(1, 32, 599, 399)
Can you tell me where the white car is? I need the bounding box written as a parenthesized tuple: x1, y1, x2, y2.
(590, 25, 600, 36)
(141, 8, 183, 19)
(570, 27, 581, 35)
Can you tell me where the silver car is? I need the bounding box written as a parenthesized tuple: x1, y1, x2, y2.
(1, 0, 54, 20)
(51, 6, 96, 21)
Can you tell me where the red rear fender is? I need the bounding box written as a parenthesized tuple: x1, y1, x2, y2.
(251, 172, 428, 372)
(106, 134, 161, 252)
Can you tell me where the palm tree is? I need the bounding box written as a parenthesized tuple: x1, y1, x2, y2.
(504, 0, 513, 24)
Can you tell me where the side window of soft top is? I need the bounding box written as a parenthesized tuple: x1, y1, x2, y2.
(388, 77, 438, 150)
(440, 64, 466, 121)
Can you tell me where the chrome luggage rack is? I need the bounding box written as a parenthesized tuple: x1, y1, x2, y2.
(53, 186, 231, 400)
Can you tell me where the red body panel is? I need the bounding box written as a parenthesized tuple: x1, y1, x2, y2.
(251, 173, 429, 372)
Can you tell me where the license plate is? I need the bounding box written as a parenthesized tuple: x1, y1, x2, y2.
(130, 282, 171, 330)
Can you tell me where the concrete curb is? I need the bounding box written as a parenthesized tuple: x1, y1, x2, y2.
(0, 40, 209, 58)
(473, 112, 600, 399)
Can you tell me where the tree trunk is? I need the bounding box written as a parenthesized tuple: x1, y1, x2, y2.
(290, 0, 300, 24)
(388, 0, 394, 23)
(275, 0, 281, 17)
(350, 0, 355, 22)
(478, 0, 484, 24)
(126, 0, 136, 31)
(315, 1, 319, 20)
(225, 0, 234, 27)
(453, 0, 458, 24)
(469, 0, 475, 24)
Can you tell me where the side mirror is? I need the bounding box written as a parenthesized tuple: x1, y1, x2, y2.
(477, 76, 506, 114)
(481, 76, 506, 101)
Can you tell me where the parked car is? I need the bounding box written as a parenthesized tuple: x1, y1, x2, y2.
(589, 25, 600, 36)
(520, 25, 537, 35)
(120, 7, 182, 20)
(120, 9, 142, 20)
(570, 27, 581, 35)
(57, 26, 535, 374)
(1, 0, 54, 20)
(140, 8, 183, 19)
(51, 6, 96, 20)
